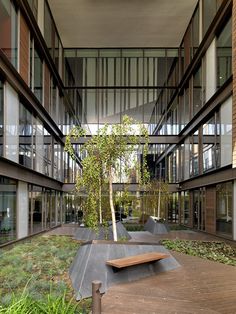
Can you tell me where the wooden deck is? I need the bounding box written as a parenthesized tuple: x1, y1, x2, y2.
(102, 251, 236, 314)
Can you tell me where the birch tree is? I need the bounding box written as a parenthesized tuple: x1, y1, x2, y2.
(65, 115, 149, 241)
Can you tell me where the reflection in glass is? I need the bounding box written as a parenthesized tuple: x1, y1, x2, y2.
(0, 0, 18, 68)
(0, 176, 16, 244)
(34, 48, 43, 103)
(216, 182, 232, 236)
(192, 65, 202, 116)
(203, 117, 216, 172)
(220, 97, 232, 167)
(29, 185, 43, 234)
(19, 103, 33, 168)
(217, 17, 232, 88)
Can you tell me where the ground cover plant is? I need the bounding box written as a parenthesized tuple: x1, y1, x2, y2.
(122, 223, 144, 232)
(162, 239, 236, 266)
(0, 235, 91, 313)
(168, 224, 189, 231)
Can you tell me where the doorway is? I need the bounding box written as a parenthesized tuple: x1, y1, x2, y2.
(193, 188, 205, 231)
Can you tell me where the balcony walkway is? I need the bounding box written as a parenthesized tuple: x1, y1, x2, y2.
(101, 230, 236, 314)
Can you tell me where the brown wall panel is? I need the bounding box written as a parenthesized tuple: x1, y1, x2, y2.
(44, 63, 50, 112)
(20, 13, 29, 85)
(233, 0, 236, 167)
(205, 187, 216, 234)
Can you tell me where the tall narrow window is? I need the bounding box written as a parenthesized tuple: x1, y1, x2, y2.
(0, 176, 17, 244)
(192, 65, 202, 116)
(34, 48, 43, 103)
(0, 0, 18, 68)
(217, 17, 232, 88)
(19, 103, 33, 168)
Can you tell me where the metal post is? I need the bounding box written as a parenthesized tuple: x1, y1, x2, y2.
(92, 280, 102, 314)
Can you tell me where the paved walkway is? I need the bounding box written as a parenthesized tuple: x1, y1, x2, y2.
(101, 230, 236, 314)
(102, 251, 236, 314)
(47, 225, 236, 313)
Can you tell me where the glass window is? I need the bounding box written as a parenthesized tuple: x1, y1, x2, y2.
(0, 176, 17, 244)
(216, 182, 232, 236)
(0, 0, 18, 68)
(5, 83, 19, 163)
(190, 134, 199, 177)
(19, 103, 32, 168)
(29, 185, 43, 234)
(203, 117, 216, 172)
(184, 191, 190, 225)
(220, 97, 232, 167)
(203, 0, 217, 36)
(30, 41, 43, 103)
(34, 47, 43, 103)
(217, 17, 232, 88)
(27, 0, 38, 20)
(192, 6, 199, 57)
(192, 65, 202, 116)
(44, 2, 52, 56)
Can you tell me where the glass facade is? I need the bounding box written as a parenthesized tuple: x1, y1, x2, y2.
(0, 1, 235, 243)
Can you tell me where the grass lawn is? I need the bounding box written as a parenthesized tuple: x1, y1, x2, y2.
(162, 239, 236, 266)
(0, 235, 91, 313)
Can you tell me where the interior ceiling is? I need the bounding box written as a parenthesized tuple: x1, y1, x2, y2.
(48, 0, 198, 48)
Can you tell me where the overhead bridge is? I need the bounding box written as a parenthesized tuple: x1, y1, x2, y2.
(63, 135, 181, 145)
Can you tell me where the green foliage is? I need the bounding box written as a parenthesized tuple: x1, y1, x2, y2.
(143, 179, 170, 218)
(122, 223, 144, 231)
(65, 115, 150, 238)
(162, 239, 236, 266)
(169, 224, 189, 231)
(0, 235, 88, 310)
(0, 291, 88, 314)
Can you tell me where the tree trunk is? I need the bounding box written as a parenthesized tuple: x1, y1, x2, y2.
(109, 167, 117, 241)
(157, 186, 161, 219)
(99, 178, 102, 224)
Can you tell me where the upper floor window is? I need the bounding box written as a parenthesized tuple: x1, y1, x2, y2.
(27, 0, 38, 20)
(217, 17, 232, 88)
(0, 0, 18, 68)
(30, 40, 43, 103)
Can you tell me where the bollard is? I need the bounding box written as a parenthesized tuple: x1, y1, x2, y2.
(92, 280, 102, 314)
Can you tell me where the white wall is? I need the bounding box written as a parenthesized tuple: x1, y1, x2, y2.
(4, 82, 19, 163)
(17, 181, 29, 239)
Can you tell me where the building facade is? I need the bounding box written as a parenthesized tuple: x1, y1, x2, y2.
(0, 0, 235, 244)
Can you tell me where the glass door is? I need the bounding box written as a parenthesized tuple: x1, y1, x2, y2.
(193, 188, 205, 231)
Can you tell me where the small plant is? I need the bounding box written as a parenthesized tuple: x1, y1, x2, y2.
(0, 290, 88, 314)
(122, 223, 144, 231)
(161, 239, 236, 266)
(0, 235, 91, 312)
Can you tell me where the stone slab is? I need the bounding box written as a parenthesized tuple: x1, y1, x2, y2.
(69, 241, 180, 299)
(144, 216, 170, 234)
(74, 221, 131, 241)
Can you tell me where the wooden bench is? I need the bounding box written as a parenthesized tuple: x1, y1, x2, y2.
(106, 252, 169, 270)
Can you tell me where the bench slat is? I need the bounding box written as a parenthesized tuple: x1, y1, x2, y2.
(106, 252, 169, 269)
